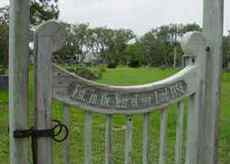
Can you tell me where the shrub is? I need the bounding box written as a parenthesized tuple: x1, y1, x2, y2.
(66, 65, 102, 80)
(125, 42, 144, 68)
(107, 62, 118, 68)
(0, 65, 6, 74)
(128, 59, 141, 68)
(98, 64, 107, 73)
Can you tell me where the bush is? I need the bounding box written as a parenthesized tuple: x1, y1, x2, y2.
(107, 62, 118, 68)
(0, 65, 6, 74)
(128, 59, 141, 68)
(98, 64, 107, 73)
(66, 65, 102, 80)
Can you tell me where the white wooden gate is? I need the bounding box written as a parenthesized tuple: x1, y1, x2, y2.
(30, 21, 209, 164)
(9, 0, 224, 164)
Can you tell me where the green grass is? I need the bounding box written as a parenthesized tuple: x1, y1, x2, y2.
(97, 67, 178, 86)
(0, 89, 9, 163)
(0, 67, 230, 164)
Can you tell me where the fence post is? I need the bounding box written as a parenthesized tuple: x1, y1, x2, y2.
(9, 0, 30, 164)
(201, 0, 224, 163)
(181, 32, 207, 164)
(35, 21, 65, 164)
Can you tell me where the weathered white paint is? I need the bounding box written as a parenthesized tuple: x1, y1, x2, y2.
(143, 113, 150, 164)
(9, 0, 30, 164)
(181, 32, 208, 164)
(63, 104, 70, 164)
(33, 24, 220, 164)
(201, 0, 224, 163)
(105, 115, 113, 164)
(175, 101, 184, 164)
(185, 94, 199, 164)
(125, 116, 133, 164)
(35, 21, 65, 164)
(84, 112, 92, 164)
(53, 64, 198, 114)
(159, 109, 168, 164)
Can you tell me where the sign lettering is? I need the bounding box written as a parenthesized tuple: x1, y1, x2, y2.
(64, 80, 187, 110)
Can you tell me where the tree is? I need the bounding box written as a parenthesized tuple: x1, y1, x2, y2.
(55, 24, 135, 66)
(104, 29, 135, 66)
(0, 0, 59, 25)
(0, 1, 59, 70)
(125, 41, 145, 67)
(0, 7, 9, 69)
(140, 23, 202, 67)
(0, 23, 8, 68)
(31, 0, 59, 25)
(182, 23, 201, 33)
(0, 6, 9, 24)
(156, 24, 183, 68)
(54, 23, 92, 64)
(140, 27, 175, 67)
(223, 32, 230, 68)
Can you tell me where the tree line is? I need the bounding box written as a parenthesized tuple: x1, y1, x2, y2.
(0, 1, 230, 71)
(50, 22, 230, 69)
(54, 23, 202, 68)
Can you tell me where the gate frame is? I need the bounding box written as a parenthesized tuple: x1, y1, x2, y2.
(8, 0, 224, 164)
(9, 0, 30, 164)
(200, 0, 224, 163)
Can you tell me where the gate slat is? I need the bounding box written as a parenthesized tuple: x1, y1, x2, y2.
(185, 94, 199, 163)
(143, 113, 150, 164)
(84, 112, 93, 164)
(175, 101, 184, 164)
(125, 115, 133, 164)
(63, 104, 70, 164)
(105, 115, 113, 164)
(159, 108, 168, 164)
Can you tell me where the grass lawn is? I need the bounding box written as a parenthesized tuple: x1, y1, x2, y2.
(0, 67, 230, 164)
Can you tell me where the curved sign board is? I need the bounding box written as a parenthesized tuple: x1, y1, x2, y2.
(53, 65, 198, 114)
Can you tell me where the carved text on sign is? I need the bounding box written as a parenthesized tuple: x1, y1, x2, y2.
(67, 81, 187, 110)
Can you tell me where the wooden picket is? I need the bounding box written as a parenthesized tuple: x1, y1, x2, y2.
(175, 101, 184, 164)
(63, 104, 70, 164)
(125, 116, 133, 164)
(105, 115, 113, 164)
(84, 112, 93, 164)
(159, 109, 168, 164)
(142, 113, 150, 164)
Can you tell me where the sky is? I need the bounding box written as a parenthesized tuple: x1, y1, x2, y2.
(1, 0, 230, 35)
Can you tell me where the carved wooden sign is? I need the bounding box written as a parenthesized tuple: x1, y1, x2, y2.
(53, 64, 197, 114)
(68, 81, 186, 110)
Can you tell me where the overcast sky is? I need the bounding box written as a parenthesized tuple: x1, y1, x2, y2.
(1, 0, 230, 35)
